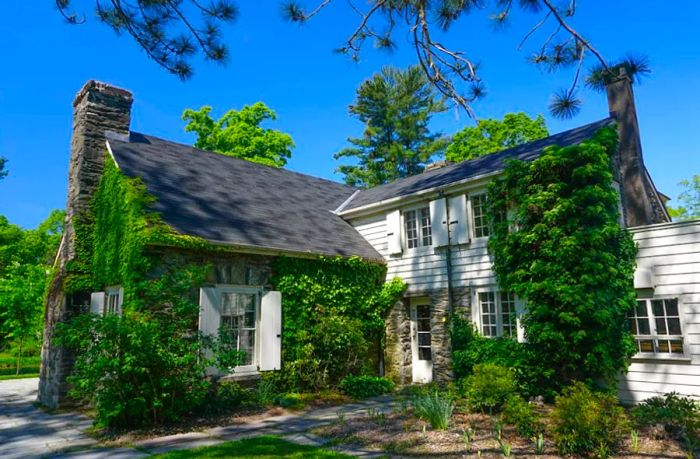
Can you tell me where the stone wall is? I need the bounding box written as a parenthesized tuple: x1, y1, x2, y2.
(384, 286, 470, 385)
(39, 81, 133, 408)
(151, 248, 274, 288)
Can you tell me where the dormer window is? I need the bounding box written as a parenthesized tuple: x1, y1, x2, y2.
(404, 207, 432, 249)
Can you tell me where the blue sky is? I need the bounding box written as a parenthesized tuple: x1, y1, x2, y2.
(1, 2, 698, 229)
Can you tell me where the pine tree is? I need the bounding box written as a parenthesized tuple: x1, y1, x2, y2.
(335, 66, 447, 188)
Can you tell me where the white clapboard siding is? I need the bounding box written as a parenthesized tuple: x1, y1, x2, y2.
(351, 212, 495, 293)
(618, 220, 700, 403)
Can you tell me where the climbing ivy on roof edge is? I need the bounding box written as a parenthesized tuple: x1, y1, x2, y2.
(486, 125, 637, 389)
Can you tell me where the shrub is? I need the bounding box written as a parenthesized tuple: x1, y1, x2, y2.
(632, 392, 700, 441)
(339, 375, 395, 399)
(461, 363, 517, 413)
(452, 318, 556, 399)
(413, 392, 454, 430)
(502, 395, 541, 437)
(203, 380, 255, 414)
(551, 382, 629, 457)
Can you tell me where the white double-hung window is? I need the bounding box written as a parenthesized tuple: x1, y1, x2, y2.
(404, 206, 432, 249)
(470, 194, 490, 239)
(477, 290, 517, 338)
(199, 286, 281, 374)
(629, 298, 686, 356)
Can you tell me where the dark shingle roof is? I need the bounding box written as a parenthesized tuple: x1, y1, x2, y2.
(342, 117, 615, 211)
(108, 133, 382, 260)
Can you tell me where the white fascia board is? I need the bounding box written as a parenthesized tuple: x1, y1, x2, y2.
(105, 140, 120, 168)
(338, 170, 502, 220)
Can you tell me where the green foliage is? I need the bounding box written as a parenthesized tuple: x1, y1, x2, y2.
(445, 113, 548, 163)
(461, 363, 517, 413)
(0, 156, 6, 179)
(56, 264, 220, 428)
(632, 393, 700, 441)
(551, 382, 629, 457)
(203, 380, 256, 414)
(668, 175, 700, 221)
(182, 103, 294, 167)
(335, 66, 447, 188)
(501, 395, 541, 438)
(56, 0, 237, 80)
(0, 210, 64, 372)
(339, 375, 395, 399)
(487, 125, 638, 387)
(412, 392, 454, 430)
(271, 256, 405, 390)
(451, 316, 556, 398)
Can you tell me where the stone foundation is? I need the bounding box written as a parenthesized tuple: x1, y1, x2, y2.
(384, 286, 470, 385)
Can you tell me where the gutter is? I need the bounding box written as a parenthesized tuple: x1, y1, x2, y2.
(338, 170, 501, 219)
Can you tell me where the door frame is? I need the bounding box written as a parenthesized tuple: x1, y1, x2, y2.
(410, 297, 433, 383)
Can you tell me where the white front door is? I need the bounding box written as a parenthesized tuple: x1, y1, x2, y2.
(411, 300, 433, 383)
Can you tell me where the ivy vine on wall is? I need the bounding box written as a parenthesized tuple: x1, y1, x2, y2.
(271, 256, 405, 390)
(486, 125, 637, 388)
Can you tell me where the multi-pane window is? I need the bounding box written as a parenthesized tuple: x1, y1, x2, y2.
(104, 287, 122, 315)
(479, 291, 517, 338)
(404, 207, 432, 249)
(415, 304, 432, 361)
(629, 298, 684, 356)
(479, 292, 498, 337)
(472, 194, 490, 238)
(500, 292, 517, 338)
(220, 292, 258, 366)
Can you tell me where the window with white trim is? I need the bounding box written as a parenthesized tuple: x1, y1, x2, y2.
(404, 206, 432, 249)
(478, 291, 517, 338)
(415, 304, 432, 361)
(220, 291, 258, 366)
(629, 298, 685, 356)
(471, 194, 490, 238)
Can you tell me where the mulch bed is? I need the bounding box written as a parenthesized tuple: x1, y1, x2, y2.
(315, 404, 691, 458)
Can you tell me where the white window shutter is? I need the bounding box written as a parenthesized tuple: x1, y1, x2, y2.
(259, 291, 282, 371)
(198, 287, 220, 337)
(90, 292, 105, 315)
(386, 210, 403, 255)
(448, 195, 469, 245)
(430, 198, 449, 247)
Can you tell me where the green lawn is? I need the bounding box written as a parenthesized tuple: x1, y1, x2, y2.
(0, 373, 39, 381)
(152, 436, 350, 458)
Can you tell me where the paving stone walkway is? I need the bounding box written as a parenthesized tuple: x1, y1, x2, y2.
(1, 378, 391, 458)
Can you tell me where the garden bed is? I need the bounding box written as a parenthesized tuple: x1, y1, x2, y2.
(315, 401, 691, 458)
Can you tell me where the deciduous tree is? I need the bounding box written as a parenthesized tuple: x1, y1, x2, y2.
(668, 175, 700, 221)
(0, 210, 64, 373)
(446, 113, 548, 163)
(182, 103, 294, 167)
(336, 66, 447, 188)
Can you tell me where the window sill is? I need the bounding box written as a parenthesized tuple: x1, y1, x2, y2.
(631, 354, 692, 363)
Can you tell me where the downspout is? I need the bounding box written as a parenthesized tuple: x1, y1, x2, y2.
(438, 190, 455, 327)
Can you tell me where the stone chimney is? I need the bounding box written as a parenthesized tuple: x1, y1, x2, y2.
(39, 81, 133, 408)
(605, 70, 669, 227)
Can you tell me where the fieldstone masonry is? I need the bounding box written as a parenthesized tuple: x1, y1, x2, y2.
(384, 286, 470, 385)
(39, 81, 133, 408)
